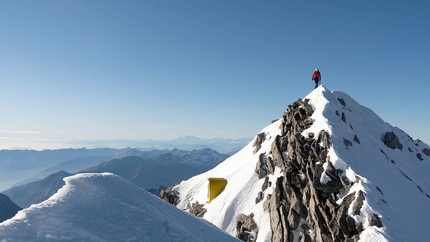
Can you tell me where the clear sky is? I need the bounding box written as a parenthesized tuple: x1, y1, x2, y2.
(1, 0, 429, 150)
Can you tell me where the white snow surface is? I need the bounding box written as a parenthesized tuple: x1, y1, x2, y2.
(0, 173, 239, 242)
(174, 86, 430, 242)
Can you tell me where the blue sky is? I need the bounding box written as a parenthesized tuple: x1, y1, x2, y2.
(1, 0, 429, 149)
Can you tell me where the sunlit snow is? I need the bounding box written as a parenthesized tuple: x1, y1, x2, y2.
(0, 173, 239, 242)
(175, 86, 430, 242)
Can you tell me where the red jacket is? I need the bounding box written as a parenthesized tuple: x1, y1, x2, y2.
(312, 71, 321, 80)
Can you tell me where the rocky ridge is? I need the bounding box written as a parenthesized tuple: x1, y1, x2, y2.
(163, 87, 430, 242)
(255, 98, 380, 242)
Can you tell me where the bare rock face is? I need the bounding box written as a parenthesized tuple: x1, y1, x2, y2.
(255, 153, 268, 179)
(253, 132, 266, 154)
(368, 213, 383, 228)
(159, 186, 180, 206)
(236, 213, 258, 241)
(186, 201, 207, 217)
(260, 98, 375, 242)
(382, 131, 403, 150)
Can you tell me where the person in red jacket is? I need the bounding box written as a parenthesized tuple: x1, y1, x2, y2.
(312, 68, 321, 89)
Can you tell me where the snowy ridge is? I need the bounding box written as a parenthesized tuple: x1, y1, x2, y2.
(304, 87, 430, 241)
(175, 120, 283, 241)
(0, 173, 239, 242)
(173, 86, 430, 241)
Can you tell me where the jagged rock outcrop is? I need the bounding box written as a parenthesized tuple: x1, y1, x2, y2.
(186, 201, 207, 217)
(261, 98, 371, 242)
(161, 185, 207, 217)
(382, 131, 403, 150)
(160, 186, 180, 205)
(253, 133, 266, 154)
(353, 135, 361, 144)
(236, 213, 258, 242)
(255, 153, 269, 179)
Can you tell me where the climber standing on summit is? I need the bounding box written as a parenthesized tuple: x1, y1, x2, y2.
(312, 68, 321, 89)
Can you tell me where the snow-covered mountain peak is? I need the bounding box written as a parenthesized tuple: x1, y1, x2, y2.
(0, 173, 239, 242)
(168, 86, 430, 242)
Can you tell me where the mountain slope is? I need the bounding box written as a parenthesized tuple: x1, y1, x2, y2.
(170, 86, 430, 242)
(0, 173, 239, 242)
(0, 193, 21, 223)
(2, 171, 72, 208)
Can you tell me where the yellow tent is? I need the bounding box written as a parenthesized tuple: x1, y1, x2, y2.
(208, 178, 228, 203)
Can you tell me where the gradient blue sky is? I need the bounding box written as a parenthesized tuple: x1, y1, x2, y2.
(1, 0, 429, 149)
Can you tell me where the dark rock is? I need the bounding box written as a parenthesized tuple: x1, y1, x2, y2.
(313, 165, 343, 194)
(417, 153, 424, 161)
(346, 216, 358, 234)
(317, 130, 331, 149)
(159, 186, 180, 205)
(186, 201, 207, 217)
(382, 131, 403, 150)
(255, 153, 268, 179)
(263, 194, 271, 211)
(253, 132, 266, 154)
(236, 213, 258, 241)
(279, 136, 289, 153)
(344, 138, 353, 147)
(368, 213, 383, 228)
(352, 191, 365, 216)
(376, 186, 384, 195)
(266, 156, 275, 175)
(337, 192, 357, 237)
(353, 135, 361, 144)
(255, 191, 264, 204)
(423, 148, 430, 156)
(262, 176, 271, 191)
(341, 112, 346, 123)
(271, 137, 286, 171)
(337, 98, 346, 106)
(287, 208, 301, 230)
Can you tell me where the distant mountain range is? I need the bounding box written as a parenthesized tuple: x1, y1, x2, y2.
(2, 148, 229, 208)
(0, 148, 129, 191)
(82, 148, 229, 190)
(67, 136, 251, 154)
(0, 136, 248, 191)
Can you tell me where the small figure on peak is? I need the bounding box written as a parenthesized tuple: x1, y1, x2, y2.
(312, 68, 321, 89)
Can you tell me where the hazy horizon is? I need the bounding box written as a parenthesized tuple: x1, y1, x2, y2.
(1, 1, 429, 150)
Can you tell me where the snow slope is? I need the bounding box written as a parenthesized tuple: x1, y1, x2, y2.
(174, 86, 430, 241)
(0, 173, 239, 242)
